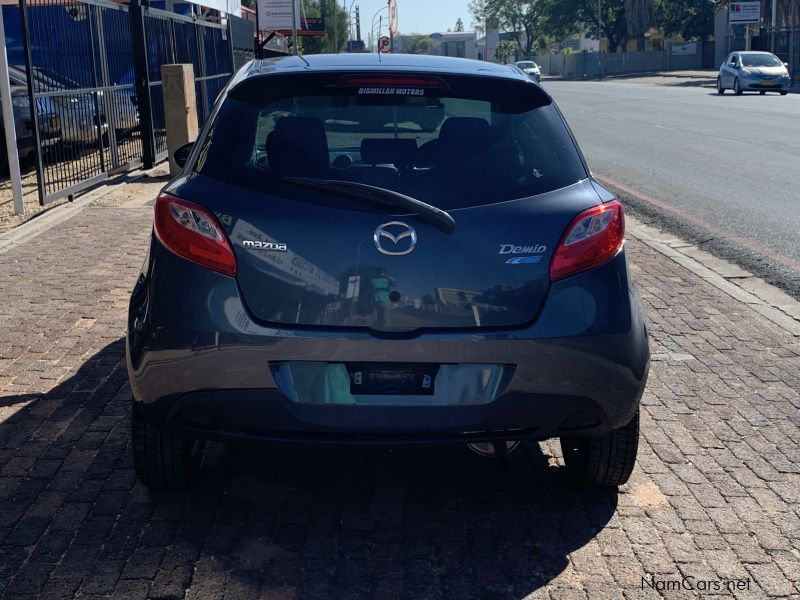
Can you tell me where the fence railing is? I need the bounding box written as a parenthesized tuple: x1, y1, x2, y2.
(752, 27, 800, 86)
(533, 46, 708, 80)
(15, 0, 253, 206)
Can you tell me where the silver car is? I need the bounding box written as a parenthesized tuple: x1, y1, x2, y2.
(515, 60, 541, 82)
(8, 66, 108, 146)
(717, 51, 791, 96)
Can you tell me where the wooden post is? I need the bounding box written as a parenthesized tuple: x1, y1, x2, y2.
(161, 64, 198, 176)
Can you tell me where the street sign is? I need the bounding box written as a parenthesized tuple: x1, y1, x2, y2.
(378, 36, 391, 53)
(729, 2, 761, 24)
(388, 0, 398, 36)
(257, 0, 300, 31)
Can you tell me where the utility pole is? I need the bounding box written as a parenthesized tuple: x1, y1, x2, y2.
(292, 0, 298, 55)
(597, 0, 602, 80)
(771, 0, 777, 53)
(333, 0, 338, 53)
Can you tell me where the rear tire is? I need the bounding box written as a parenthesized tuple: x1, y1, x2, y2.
(560, 410, 639, 488)
(780, 91, 788, 96)
(759, 90, 766, 95)
(716, 77, 725, 94)
(734, 78, 743, 95)
(132, 409, 205, 489)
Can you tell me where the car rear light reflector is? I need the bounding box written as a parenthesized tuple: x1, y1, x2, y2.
(550, 200, 625, 281)
(154, 193, 237, 276)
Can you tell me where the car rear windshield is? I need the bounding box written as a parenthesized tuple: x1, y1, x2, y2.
(196, 72, 587, 210)
(741, 54, 782, 67)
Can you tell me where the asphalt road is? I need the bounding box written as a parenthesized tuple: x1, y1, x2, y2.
(546, 79, 800, 297)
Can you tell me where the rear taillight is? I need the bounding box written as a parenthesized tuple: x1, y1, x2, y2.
(154, 193, 236, 276)
(550, 200, 625, 281)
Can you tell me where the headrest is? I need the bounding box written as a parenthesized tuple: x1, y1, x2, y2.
(438, 117, 491, 147)
(266, 116, 329, 175)
(360, 138, 419, 167)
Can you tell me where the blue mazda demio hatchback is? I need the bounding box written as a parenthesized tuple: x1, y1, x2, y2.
(127, 54, 650, 489)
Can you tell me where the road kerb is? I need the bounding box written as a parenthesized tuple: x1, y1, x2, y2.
(627, 214, 800, 337)
(0, 166, 161, 254)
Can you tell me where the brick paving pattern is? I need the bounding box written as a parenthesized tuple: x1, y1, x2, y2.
(0, 182, 798, 599)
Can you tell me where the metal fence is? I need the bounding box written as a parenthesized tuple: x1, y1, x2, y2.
(139, 6, 233, 163)
(16, 0, 253, 206)
(534, 46, 708, 80)
(752, 27, 800, 86)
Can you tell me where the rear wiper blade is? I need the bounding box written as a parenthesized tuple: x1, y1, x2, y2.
(281, 176, 455, 235)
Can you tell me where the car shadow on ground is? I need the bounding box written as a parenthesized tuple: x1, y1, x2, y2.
(0, 339, 618, 599)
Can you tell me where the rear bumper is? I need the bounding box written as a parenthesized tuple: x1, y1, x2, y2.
(127, 241, 650, 443)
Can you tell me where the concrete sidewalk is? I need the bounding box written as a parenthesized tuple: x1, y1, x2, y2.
(0, 178, 798, 598)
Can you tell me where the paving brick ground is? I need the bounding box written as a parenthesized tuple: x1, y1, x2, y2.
(0, 178, 798, 599)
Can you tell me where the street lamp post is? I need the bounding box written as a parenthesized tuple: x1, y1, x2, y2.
(370, 6, 388, 51)
(347, 0, 358, 48)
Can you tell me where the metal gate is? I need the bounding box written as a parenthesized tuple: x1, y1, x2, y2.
(701, 41, 716, 69)
(18, 0, 246, 206)
(754, 27, 800, 86)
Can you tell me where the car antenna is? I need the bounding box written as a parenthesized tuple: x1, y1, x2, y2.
(298, 54, 310, 67)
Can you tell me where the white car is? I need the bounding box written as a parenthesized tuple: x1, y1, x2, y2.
(515, 60, 541, 82)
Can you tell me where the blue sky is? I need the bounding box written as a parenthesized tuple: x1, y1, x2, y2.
(342, 0, 473, 37)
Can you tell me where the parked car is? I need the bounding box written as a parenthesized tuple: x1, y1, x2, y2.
(717, 51, 791, 95)
(127, 54, 650, 490)
(8, 65, 108, 146)
(506, 63, 530, 78)
(515, 60, 541, 82)
(0, 86, 60, 175)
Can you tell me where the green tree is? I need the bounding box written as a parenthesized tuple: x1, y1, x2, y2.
(300, 0, 349, 54)
(540, 0, 628, 53)
(497, 39, 518, 62)
(455, 17, 465, 31)
(469, 0, 542, 58)
(402, 35, 436, 54)
(656, 0, 715, 42)
(625, 0, 655, 50)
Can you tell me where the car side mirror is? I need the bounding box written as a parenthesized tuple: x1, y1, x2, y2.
(784, 62, 790, 68)
(173, 141, 194, 169)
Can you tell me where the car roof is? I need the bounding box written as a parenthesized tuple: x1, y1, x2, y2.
(236, 53, 531, 85)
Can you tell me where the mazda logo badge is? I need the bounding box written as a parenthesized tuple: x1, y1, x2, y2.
(374, 221, 417, 256)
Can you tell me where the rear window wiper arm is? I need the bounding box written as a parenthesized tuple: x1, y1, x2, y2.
(281, 176, 455, 235)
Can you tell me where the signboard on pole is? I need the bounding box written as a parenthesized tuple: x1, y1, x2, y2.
(388, 0, 398, 36)
(729, 2, 761, 24)
(378, 36, 391, 53)
(257, 0, 301, 31)
(186, 0, 242, 16)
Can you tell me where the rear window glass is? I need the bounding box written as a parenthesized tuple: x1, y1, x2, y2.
(196, 73, 587, 210)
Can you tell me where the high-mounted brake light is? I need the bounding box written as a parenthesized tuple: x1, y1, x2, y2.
(154, 193, 237, 276)
(550, 200, 625, 281)
(336, 74, 449, 89)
